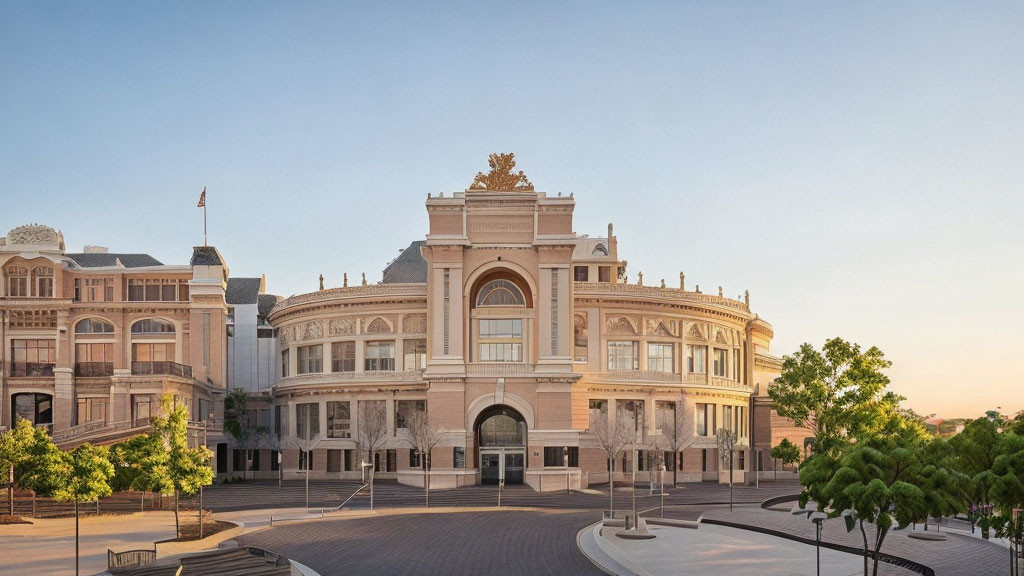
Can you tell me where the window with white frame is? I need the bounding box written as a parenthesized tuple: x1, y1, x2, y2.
(607, 341, 639, 370)
(297, 344, 323, 374)
(6, 266, 28, 297)
(33, 267, 53, 297)
(647, 343, 674, 373)
(365, 341, 395, 371)
(331, 341, 355, 372)
(477, 319, 522, 362)
(687, 345, 707, 374)
(404, 339, 427, 370)
(296, 402, 319, 440)
(696, 403, 715, 436)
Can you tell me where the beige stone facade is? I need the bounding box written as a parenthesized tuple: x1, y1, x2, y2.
(0, 224, 228, 448)
(268, 155, 794, 490)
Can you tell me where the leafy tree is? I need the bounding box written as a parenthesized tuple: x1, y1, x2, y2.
(151, 395, 214, 539)
(403, 408, 447, 508)
(51, 443, 114, 576)
(770, 438, 801, 479)
(15, 421, 68, 497)
(801, 437, 933, 576)
(108, 432, 173, 496)
(358, 400, 388, 510)
(769, 338, 901, 457)
(0, 418, 36, 514)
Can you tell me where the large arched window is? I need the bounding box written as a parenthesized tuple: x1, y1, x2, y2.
(75, 318, 114, 334)
(476, 279, 525, 307)
(131, 318, 175, 334)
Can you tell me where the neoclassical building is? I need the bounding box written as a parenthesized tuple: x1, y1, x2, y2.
(268, 154, 786, 490)
(0, 224, 228, 448)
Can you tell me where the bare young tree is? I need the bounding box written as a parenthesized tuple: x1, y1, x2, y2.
(358, 400, 388, 510)
(663, 399, 695, 487)
(588, 406, 634, 518)
(403, 409, 447, 508)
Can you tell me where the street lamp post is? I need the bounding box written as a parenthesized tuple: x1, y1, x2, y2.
(809, 511, 827, 576)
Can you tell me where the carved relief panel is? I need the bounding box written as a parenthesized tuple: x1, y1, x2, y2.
(329, 318, 355, 336)
(605, 315, 639, 335)
(402, 313, 427, 334)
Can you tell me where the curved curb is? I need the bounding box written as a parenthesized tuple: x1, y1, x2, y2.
(290, 559, 322, 576)
(576, 521, 656, 576)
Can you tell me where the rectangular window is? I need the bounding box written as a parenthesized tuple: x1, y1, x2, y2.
(127, 280, 145, 301)
(598, 266, 611, 283)
(702, 449, 708, 472)
(271, 450, 280, 471)
(395, 400, 426, 429)
(365, 341, 395, 371)
(736, 406, 746, 438)
(647, 343, 674, 373)
(327, 449, 342, 473)
(543, 446, 579, 467)
(403, 339, 427, 370)
(75, 398, 107, 425)
(327, 401, 351, 438)
(724, 405, 734, 432)
(687, 345, 707, 374)
(573, 266, 589, 282)
(477, 319, 523, 363)
(10, 339, 56, 376)
(588, 399, 608, 428)
(607, 341, 639, 370)
(145, 281, 160, 301)
(178, 282, 189, 302)
(37, 277, 53, 298)
(713, 348, 728, 377)
(8, 276, 27, 297)
(161, 282, 176, 301)
(106, 280, 115, 302)
(696, 403, 716, 436)
(331, 341, 355, 372)
(281, 350, 289, 378)
(298, 449, 313, 471)
(73, 278, 81, 301)
(296, 402, 320, 440)
(739, 450, 745, 470)
(453, 447, 465, 469)
(297, 344, 323, 374)
(617, 399, 644, 436)
(274, 405, 282, 439)
(409, 448, 421, 468)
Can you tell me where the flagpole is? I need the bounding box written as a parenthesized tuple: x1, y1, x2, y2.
(204, 194, 207, 246)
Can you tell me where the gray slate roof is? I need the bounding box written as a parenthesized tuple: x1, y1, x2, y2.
(226, 277, 262, 305)
(258, 294, 280, 317)
(190, 246, 223, 266)
(67, 253, 163, 268)
(382, 241, 427, 284)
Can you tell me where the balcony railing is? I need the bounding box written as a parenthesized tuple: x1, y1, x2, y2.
(74, 362, 114, 377)
(9, 362, 55, 377)
(131, 361, 193, 378)
(331, 359, 356, 373)
(466, 362, 536, 375)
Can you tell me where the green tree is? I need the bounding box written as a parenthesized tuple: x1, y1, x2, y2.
(151, 395, 214, 539)
(52, 443, 114, 576)
(769, 338, 901, 457)
(15, 421, 68, 497)
(0, 418, 36, 514)
(108, 432, 173, 497)
(770, 438, 801, 479)
(801, 437, 932, 576)
(224, 388, 259, 480)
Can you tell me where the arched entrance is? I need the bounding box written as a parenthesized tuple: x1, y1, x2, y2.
(474, 405, 526, 485)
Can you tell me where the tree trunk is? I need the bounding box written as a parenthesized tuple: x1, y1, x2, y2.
(369, 457, 375, 510)
(608, 457, 614, 518)
(673, 451, 678, 488)
(872, 526, 888, 576)
(75, 498, 80, 576)
(859, 519, 869, 576)
(424, 454, 430, 508)
(8, 463, 13, 515)
(174, 490, 180, 540)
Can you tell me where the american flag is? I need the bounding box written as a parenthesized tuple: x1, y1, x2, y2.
(197, 187, 206, 208)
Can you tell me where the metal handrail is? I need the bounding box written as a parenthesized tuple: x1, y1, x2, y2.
(332, 482, 370, 511)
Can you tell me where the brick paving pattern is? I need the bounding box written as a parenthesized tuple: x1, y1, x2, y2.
(237, 509, 604, 576)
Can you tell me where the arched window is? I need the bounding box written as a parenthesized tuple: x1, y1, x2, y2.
(75, 318, 114, 334)
(592, 243, 608, 257)
(476, 279, 525, 307)
(131, 318, 175, 334)
(32, 266, 54, 297)
(5, 266, 28, 297)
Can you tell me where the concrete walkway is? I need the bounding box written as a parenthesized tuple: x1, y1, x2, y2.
(0, 511, 177, 576)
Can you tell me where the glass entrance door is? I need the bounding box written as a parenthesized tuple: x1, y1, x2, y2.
(480, 448, 525, 485)
(504, 452, 524, 484)
(481, 453, 501, 485)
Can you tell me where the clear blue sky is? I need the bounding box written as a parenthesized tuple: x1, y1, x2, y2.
(2, 2, 1022, 418)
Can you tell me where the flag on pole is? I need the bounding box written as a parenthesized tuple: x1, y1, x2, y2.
(197, 187, 206, 208)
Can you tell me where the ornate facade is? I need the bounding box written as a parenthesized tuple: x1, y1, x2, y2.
(0, 225, 228, 448)
(267, 155, 788, 490)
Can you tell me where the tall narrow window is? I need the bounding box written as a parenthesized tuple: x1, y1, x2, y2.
(403, 339, 426, 370)
(33, 267, 53, 297)
(296, 402, 320, 440)
(724, 405, 734, 432)
(327, 401, 351, 438)
(647, 343, 674, 373)
(281, 349, 290, 378)
(598, 266, 611, 283)
(6, 267, 28, 297)
(396, 400, 426, 429)
(574, 315, 588, 362)
(713, 348, 728, 377)
(607, 341, 639, 370)
(687, 345, 707, 374)
(696, 403, 715, 436)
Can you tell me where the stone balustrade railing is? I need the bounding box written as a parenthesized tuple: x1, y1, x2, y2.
(466, 362, 537, 375)
(573, 282, 751, 313)
(272, 283, 428, 313)
(276, 369, 426, 388)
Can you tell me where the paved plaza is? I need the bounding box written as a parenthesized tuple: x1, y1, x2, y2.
(0, 480, 1011, 575)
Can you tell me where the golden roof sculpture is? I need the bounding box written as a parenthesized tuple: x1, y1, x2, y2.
(468, 153, 534, 192)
